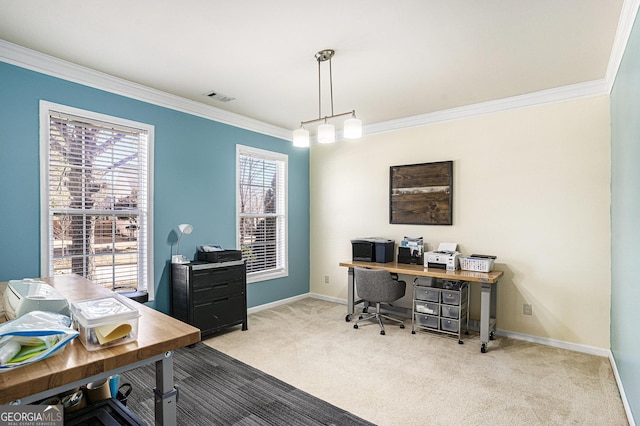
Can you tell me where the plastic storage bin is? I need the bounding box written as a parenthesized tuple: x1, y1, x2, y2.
(440, 318, 459, 332)
(71, 295, 140, 351)
(441, 305, 460, 318)
(415, 313, 438, 329)
(415, 301, 439, 316)
(414, 287, 440, 302)
(441, 291, 461, 305)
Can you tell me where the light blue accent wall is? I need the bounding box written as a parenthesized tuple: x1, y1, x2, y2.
(611, 10, 640, 422)
(0, 61, 310, 313)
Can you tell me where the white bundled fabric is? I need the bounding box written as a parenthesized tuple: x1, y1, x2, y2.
(0, 341, 20, 365)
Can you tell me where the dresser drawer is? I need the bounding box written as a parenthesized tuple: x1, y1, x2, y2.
(192, 266, 245, 288)
(194, 293, 246, 334)
(193, 280, 244, 302)
(414, 287, 440, 302)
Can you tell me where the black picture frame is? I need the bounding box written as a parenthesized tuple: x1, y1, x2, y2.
(389, 160, 453, 225)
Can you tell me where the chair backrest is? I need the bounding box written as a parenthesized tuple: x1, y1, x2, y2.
(354, 267, 406, 303)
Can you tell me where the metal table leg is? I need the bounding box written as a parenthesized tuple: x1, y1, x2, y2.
(479, 282, 498, 353)
(154, 351, 178, 425)
(346, 267, 355, 322)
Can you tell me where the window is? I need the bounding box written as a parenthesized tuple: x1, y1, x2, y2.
(40, 101, 154, 298)
(236, 145, 287, 282)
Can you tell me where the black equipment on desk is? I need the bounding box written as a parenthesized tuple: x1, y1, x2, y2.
(398, 246, 423, 264)
(397, 236, 424, 265)
(197, 249, 242, 263)
(351, 238, 395, 263)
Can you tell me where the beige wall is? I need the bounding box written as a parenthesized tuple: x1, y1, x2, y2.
(310, 95, 611, 349)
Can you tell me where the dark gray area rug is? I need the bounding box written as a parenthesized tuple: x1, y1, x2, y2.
(120, 342, 375, 425)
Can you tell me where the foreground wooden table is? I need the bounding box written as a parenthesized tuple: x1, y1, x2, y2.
(0, 274, 200, 424)
(339, 261, 503, 353)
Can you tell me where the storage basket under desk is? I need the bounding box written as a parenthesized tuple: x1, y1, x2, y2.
(411, 278, 469, 344)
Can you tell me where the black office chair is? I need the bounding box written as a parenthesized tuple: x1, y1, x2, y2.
(353, 267, 407, 335)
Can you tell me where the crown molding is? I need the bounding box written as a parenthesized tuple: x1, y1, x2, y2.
(605, 0, 640, 91)
(0, 39, 292, 141)
(364, 79, 610, 136)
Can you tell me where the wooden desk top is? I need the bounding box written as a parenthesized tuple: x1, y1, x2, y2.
(339, 260, 503, 284)
(0, 274, 200, 403)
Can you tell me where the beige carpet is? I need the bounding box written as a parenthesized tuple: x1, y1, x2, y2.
(203, 298, 627, 426)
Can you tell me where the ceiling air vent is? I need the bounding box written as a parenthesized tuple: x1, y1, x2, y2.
(204, 91, 235, 103)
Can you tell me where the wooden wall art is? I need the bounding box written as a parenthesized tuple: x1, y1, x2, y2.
(389, 161, 453, 225)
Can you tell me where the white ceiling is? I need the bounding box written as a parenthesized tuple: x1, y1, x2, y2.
(0, 1, 627, 136)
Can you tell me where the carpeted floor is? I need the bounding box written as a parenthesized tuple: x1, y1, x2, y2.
(120, 341, 374, 425)
(204, 298, 629, 426)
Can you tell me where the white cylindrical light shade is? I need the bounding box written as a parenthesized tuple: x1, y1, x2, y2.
(343, 117, 362, 139)
(317, 123, 335, 144)
(292, 128, 310, 147)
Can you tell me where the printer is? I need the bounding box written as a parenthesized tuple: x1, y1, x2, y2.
(3, 279, 70, 320)
(424, 242, 461, 271)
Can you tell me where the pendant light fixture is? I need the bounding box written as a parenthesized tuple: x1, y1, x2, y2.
(292, 49, 362, 147)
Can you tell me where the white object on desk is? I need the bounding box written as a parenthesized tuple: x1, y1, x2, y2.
(171, 254, 191, 264)
(424, 242, 461, 271)
(3, 280, 69, 320)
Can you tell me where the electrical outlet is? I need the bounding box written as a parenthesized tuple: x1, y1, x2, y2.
(324, 275, 330, 284)
(523, 303, 532, 315)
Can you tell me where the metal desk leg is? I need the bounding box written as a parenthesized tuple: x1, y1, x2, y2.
(154, 351, 178, 425)
(346, 267, 355, 322)
(480, 282, 497, 353)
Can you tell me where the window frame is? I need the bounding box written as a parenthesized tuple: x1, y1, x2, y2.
(39, 101, 155, 300)
(236, 145, 288, 283)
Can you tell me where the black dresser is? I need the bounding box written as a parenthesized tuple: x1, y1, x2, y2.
(171, 260, 248, 338)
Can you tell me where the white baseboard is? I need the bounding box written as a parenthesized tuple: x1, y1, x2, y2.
(493, 328, 610, 357)
(247, 293, 310, 314)
(307, 293, 345, 305)
(609, 351, 637, 426)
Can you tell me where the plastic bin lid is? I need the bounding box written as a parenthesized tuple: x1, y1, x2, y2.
(71, 295, 139, 325)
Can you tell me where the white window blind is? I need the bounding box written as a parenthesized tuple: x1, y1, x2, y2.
(41, 102, 153, 295)
(237, 146, 287, 281)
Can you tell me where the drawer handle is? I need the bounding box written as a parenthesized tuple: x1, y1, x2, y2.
(213, 297, 229, 303)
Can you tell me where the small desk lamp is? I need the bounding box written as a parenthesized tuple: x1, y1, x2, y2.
(172, 223, 193, 264)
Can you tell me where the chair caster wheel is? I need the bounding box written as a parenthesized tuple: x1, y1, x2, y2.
(481, 343, 487, 353)
(458, 340, 464, 345)
(400, 324, 405, 329)
(380, 330, 385, 335)
(411, 330, 416, 334)
(345, 315, 351, 322)
(353, 324, 359, 329)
